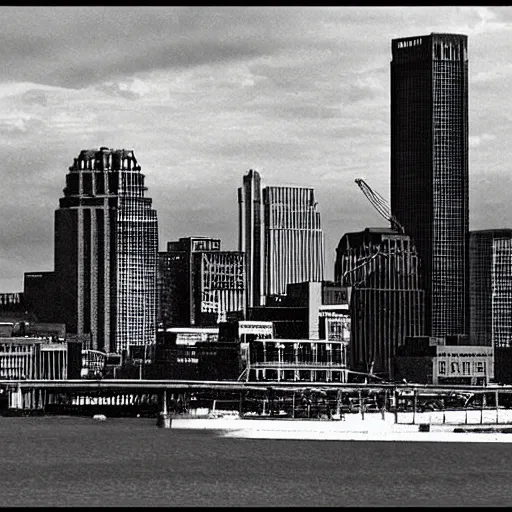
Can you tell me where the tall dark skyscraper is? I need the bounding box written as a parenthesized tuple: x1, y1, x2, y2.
(238, 170, 262, 309)
(391, 33, 469, 337)
(54, 148, 158, 355)
(239, 170, 324, 306)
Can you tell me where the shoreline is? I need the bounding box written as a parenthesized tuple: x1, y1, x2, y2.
(170, 411, 512, 442)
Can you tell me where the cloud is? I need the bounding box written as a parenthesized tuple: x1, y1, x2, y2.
(1, 6, 512, 291)
(469, 133, 496, 148)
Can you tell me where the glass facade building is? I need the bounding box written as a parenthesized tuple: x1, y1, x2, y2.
(391, 33, 469, 337)
(263, 186, 324, 300)
(239, 172, 325, 306)
(469, 229, 512, 348)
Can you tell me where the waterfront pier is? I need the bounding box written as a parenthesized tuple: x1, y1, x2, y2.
(2, 379, 512, 426)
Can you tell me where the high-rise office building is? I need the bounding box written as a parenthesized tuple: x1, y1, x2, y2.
(238, 170, 262, 309)
(54, 148, 158, 355)
(391, 33, 469, 337)
(263, 186, 324, 299)
(158, 237, 246, 327)
(335, 228, 425, 377)
(469, 229, 512, 348)
(238, 172, 324, 306)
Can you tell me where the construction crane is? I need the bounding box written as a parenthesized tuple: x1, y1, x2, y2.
(339, 179, 410, 286)
(354, 178, 404, 234)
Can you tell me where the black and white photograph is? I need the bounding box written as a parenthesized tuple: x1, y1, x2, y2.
(0, 5, 511, 507)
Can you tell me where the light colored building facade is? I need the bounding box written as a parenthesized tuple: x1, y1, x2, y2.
(263, 186, 324, 300)
(195, 251, 246, 324)
(238, 171, 324, 307)
(0, 338, 69, 380)
(247, 338, 349, 383)
(395, 338, 493, 386)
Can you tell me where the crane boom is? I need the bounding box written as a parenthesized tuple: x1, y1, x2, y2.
(354, 178, 404, 234)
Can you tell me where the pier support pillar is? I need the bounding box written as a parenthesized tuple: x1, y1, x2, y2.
(496, 390, 499, 425)
(157, 389, 171, 428)
(394, 389, 399, 424)
(412, 390, 417, 425)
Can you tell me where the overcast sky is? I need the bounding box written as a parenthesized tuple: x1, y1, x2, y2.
(1, 6, 511, 291)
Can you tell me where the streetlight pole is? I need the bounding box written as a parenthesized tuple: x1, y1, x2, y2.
(139, 345, 147, 381)
(276, 343, 285, 382)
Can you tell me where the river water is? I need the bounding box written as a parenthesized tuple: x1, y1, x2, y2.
(1, 416, 511, 507)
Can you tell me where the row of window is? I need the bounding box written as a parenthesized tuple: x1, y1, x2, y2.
(438, 360, 486, 375)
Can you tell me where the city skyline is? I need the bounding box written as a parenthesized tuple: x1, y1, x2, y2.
(1, 6, 511, 291)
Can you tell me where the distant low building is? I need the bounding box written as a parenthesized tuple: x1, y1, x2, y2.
(243, 281, 350, 383)
(150, 327, 220, 380)
(246, 338, 349, 383)
(248, 281, 350, 342)
(394, 336, 493, 385)
(0, 338, 82, 380)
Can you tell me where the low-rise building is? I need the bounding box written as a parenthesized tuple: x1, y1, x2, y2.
(394, 336, 493, 385)
(243, 281, 351, 383)
(150, 327, 220, 380)
(0, 337, 82, 380)
(246, 338, 349, 383)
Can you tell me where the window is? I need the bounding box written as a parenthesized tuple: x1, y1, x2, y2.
(462, 361, 471, 375)
(450, 361, 460, 374)
(439, 361, 447, 375)
(475, 361, 486, 374)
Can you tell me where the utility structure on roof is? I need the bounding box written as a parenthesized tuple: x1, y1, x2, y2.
(338, 178, 406, 286)
(354, 178, 405, 235)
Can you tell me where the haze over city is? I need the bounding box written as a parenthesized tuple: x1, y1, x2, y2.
(0, 6, 510, 291)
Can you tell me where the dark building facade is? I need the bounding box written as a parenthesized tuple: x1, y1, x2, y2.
(335, 228, 425, 378)
(0, 292, 35, 326)
(391, 33, 469, 338)
(23, 273, 56, 323)
(158, 237, 221, 327)
(158, 237, 246, 327)
(238, 169, 262, 309)
(54, 148, 158, 356)
(469, 229, 512, 349)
